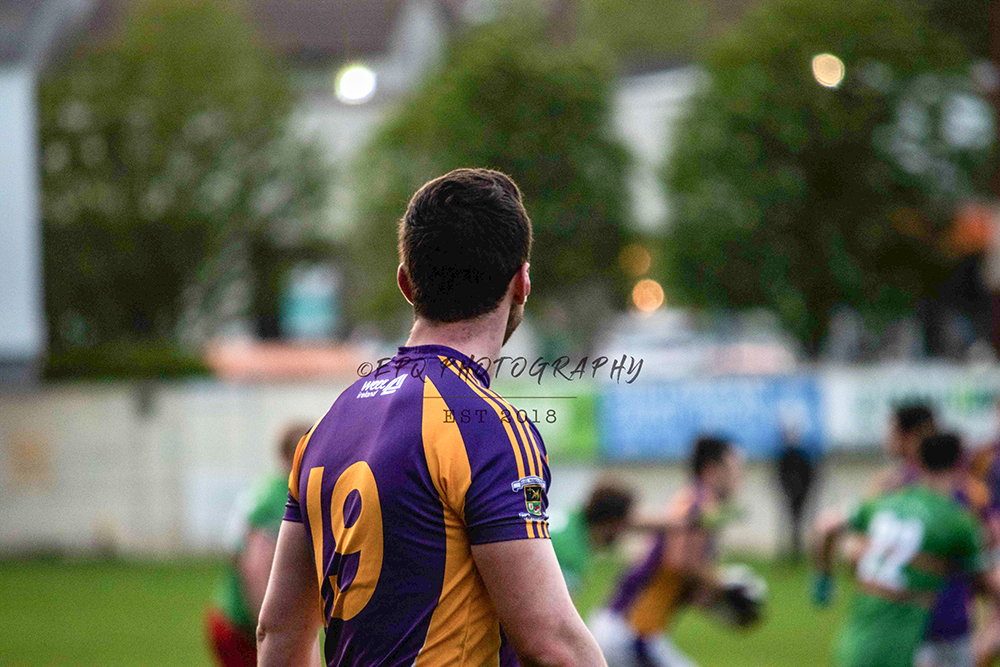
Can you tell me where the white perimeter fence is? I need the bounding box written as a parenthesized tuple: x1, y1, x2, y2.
(1, 364, 998, 557)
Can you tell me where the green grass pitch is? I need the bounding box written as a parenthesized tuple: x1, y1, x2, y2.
(0, 557, 850, 665)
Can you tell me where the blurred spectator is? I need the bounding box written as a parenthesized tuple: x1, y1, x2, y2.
(775, 420, 816, 561)
(204, 422, 311, 667)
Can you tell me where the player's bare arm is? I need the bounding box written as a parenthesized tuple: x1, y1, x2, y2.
(626, 510, 684, 534)
(975, 564, 1000, 667)
(471, 539, 607, 667)
(257, 521, 323, 667)
(974, 566, 1000, 606)
(659, 488, 720, 600)
(812, 509, 847, 575)
(239, 528, 278, 619)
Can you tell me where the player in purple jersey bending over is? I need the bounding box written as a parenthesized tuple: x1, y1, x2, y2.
(257, 168, 606, 667)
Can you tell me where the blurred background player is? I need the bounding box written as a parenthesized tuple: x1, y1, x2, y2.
(550, 483, 634, 598)
(204, 422, 312, 667)
(813, 433, 1000, 667)
(970, 397, 1000, 666)
(589, 436, 747, 667)
(854, 403, 992, 667)
(868, 404, 937, 495)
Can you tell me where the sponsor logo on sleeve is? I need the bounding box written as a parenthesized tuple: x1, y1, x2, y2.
(356, 375, 407, 399)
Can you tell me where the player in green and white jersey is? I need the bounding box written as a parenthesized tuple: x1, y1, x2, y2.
(814, 433, 1000, 667)
(549, 484, 634, 598)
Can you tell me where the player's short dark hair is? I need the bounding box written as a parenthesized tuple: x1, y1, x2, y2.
(583, 485, 634, 526)
(919, 433, 962, 472)
(279, 422, 312, 466)
(894, 403, 935, 435)
(399, 168, 532, 322)
(692, 436, 732, 478)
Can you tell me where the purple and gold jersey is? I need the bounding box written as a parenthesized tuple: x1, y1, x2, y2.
(609, 485, 718, 637)
(284, 345, 551, 667)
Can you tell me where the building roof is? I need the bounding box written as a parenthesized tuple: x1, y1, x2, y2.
(0, 0, 95, 65)
(75, 0, 448, 63)
(0, 0, 41, 62)
(19, 0, 764, 71)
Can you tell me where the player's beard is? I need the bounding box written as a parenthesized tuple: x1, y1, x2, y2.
(502, 301, 524, 346)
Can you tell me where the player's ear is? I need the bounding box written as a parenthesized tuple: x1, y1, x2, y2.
(397, 264, 414, 305)
(511, 262, 530, 305)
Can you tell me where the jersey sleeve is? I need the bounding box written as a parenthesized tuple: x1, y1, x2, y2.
(463, 415, 551, 545)
(284, 491, 302, 523)
(283, 426, 316, 524)
(958, 516, 987, 574)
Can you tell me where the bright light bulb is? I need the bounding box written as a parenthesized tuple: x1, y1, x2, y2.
(812, 53, 845, 88)
(336, 65, 376, 103)
(632, 279, 664, 312)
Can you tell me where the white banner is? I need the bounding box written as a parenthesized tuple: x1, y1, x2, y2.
(821, 364, 1000, 450)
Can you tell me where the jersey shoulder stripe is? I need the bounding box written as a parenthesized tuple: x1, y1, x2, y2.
(439, 357, 548, 540)
(416, 376, 501, 665)
(440, 357, 528, 480)
(480, 382, 545, 481)
(422, 376, 473, 514)
(288, 416, 324, 503)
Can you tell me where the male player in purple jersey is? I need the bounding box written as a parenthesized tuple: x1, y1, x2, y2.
(257, 168, 606, 667)
(591, 437, 749, 667)
(970, 398, 1000, 667)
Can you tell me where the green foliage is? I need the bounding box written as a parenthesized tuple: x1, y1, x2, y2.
(663, 0, 993, 353)
(577, 0, 709, 67)
(926, 0, 991, 59)
(350, 20, 632, 348)
(43, 342, 210, 380)
(39, 0, 330, 352)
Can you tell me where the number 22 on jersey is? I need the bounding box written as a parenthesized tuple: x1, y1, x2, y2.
(306, 461, 384, 621)
(857, 511, 924, 591)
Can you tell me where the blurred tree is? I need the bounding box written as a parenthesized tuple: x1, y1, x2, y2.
(577, 0, 708, 69)
(39, 0, 330, 353)
(350, 17, 631, 350)
(663, 0, 995, 355)
(924, 0, 991, 59)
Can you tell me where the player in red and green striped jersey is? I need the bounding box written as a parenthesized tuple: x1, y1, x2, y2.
(204, 422, 313, 667)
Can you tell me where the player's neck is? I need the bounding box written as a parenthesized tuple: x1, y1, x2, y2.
(404, 315, 506, 375)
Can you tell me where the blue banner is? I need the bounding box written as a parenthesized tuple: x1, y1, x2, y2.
(597, 376, 823, 461)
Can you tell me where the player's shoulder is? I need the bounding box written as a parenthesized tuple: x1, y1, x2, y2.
(665, 484, 702, 524)
(917, 487, 979, 528)
(429, 365, 534, 434)
(866, 465, 904, 498)
(970, 443, 1000, 479)
(348, 364, 425, 402)
(960, 476, 991, 514)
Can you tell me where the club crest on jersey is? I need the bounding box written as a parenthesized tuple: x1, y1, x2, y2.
(512, 476, 546, 517)
(524, 484, 544, 516)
